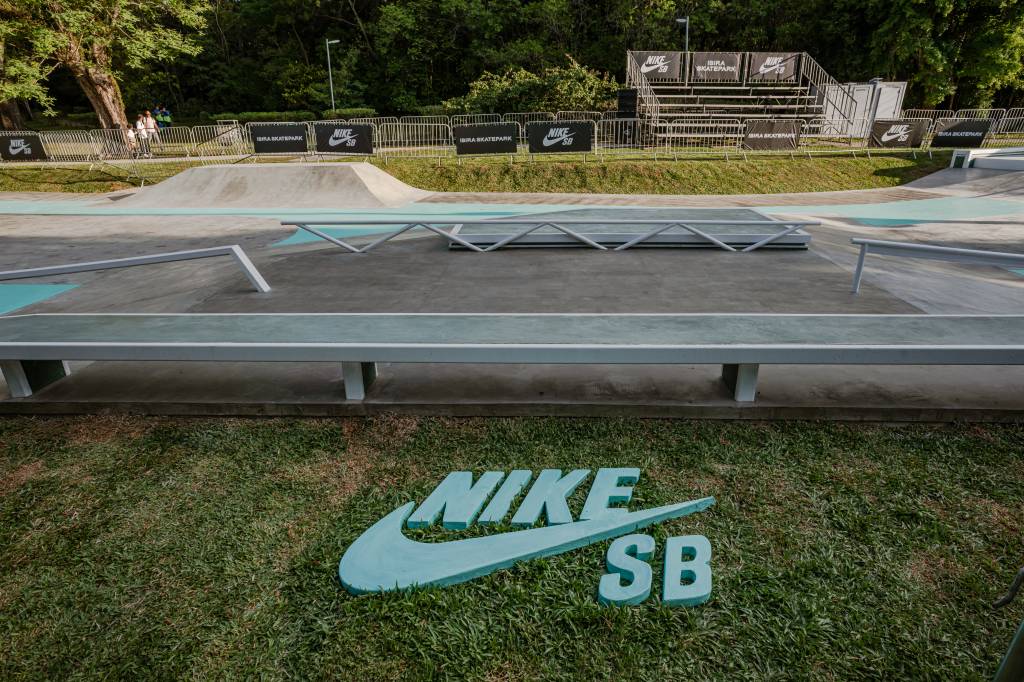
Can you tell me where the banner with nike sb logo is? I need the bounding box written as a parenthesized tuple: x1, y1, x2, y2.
(250, 123, 309, 154)
(313, 123, 373, 154)
(526, 121, 593, 153)
(631, 51, 682, 81)
(742, 119, 801, 150)
(690, 52, 742, 82)
(869, 120, 928, 148)
(930, 119, 992, 148)
(1, 133, 48, 161)
(746, 52, 799, 82)
(453, 123, 518, 155)
(338, 467, 715, 607)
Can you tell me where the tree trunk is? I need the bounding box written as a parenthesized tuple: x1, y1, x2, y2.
(0, 100, 24, 130)
(73, 66, 129, 129)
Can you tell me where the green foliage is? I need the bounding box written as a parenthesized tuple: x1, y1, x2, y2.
(208, 111, 317, 122)
(445, 59, 618, 114)
(322, 108, 378, 120)
(10, 0, 1024, 119)
(0, 20, 57, 112)
(416, 104, 448, 117)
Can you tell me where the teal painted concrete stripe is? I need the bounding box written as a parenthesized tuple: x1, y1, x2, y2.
(761, 196, 1024, 222)
(0, 283, 78, 315)
(0, 201, 584, 220)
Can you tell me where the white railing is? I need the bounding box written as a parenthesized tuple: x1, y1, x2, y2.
(799, 118, 867, 149)
(650, 118, 743, 158)
(192, 123, 250, 161)
(503, 112, 556, 141)
(378, 123, 452, 159)
(798, 53, 857, 125)
(40, 130, 98, 162)
(399, 115, 450, 126)
(349, 116, 399, 127)
(556, 110, 605, 122)
(595, 118, 648, 158)
(955, 108, 1006, 121)
(451, 113, 502, 126)
(902, 109, 952, 122)
(626, 52, 661, 121)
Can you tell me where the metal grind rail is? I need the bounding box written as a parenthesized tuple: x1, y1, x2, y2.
(281, 219, 818, 254)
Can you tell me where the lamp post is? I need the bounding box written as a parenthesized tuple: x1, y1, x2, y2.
(326, 39, 340, 111)
(676, 16, 689, 53)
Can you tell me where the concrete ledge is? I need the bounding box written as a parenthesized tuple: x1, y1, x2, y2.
(2, 361, 1023, 422)
(0, 400, 1022, 422)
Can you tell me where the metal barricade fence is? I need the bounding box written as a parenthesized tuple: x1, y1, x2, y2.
(503, 112, 556, 142)
(144, 125, 196, 158)
(799, 118, 866, 150)
(85, 128, 142, 178)
(192, 123, 250, 161)
(40, 130, 98, 161)
(954, 108, 1005, 122)
(399, 115, 450, 126)
(595, 118, 651, 159)
(90, 128, 140, 160)
(902, 109, 952, 122)
(349, 116, 398, 127)
(650, 118, 743, 159)
(451, 113, 502, 126)
(378, 123, 453, 160)
(986, 117, 1024, 147)
(556, 110, 604, 122)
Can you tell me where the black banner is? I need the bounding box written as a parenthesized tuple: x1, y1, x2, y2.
(747, 52, 799, 82)
(931, 119, 991, 148)
(1, 133, 48, 161)
(250, 123, 308, 154)
(453, 123, 518, 155)
(632, 51, 682, 81)
(869, 120, 928, 148)
(527, 122, 593, 153)
(690, 52, 742, 82)
(314, 123, 373, 154)
(743, 120, 801, 150)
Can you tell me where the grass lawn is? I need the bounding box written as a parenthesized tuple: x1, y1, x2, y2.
(0, 153, 950, 196)
(1, 416, 1021, 680)
(376, 153, 952, 195)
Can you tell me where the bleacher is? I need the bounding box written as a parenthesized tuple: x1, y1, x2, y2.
(625, 51, 853, 124)
(650, 83, 824, 121)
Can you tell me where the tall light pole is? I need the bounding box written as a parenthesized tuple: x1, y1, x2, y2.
(326, 39, 340, 111)
(676, 16, 689, 53)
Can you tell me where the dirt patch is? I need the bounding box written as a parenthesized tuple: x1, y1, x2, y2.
(0, 460, 44, 496)
(907, 551, 963, 590)
(63, 416, 154, 446)
(277, 416, 422, 504)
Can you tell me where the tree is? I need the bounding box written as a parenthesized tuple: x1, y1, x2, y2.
(0, 7, 56, 129)
(8, 0, 209, 128)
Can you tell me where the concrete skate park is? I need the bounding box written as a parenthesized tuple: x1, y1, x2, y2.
(1, 159, 1023, 420)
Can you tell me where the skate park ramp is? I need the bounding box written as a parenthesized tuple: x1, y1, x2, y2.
(115, 162, 429, 209)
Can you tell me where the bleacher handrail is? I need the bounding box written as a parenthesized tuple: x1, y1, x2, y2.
(798, 53, 856, 125)
(626, 52, 661, 121)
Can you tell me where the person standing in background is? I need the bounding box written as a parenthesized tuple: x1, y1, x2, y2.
(154, 105, 168, 129)
(135, 114, 151, 158)
(144, 109, 161, 150)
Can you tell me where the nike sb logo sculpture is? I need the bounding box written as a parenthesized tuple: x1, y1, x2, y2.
(338, 468, 715, 606)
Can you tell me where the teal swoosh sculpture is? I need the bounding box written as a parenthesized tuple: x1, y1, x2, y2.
(339, 496, 715, 594)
